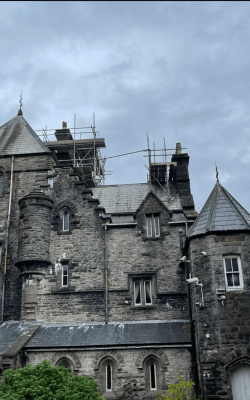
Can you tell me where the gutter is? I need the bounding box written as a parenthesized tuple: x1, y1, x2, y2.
(1, 155, 14, 324)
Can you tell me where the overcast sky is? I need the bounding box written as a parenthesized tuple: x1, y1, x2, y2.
(1, 1, 250, 212)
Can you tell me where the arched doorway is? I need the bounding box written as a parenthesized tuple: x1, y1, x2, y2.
(231, 365, 250, 400)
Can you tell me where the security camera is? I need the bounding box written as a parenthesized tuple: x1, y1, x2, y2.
(201, 252, 207, 256)
(186, 277, 199, 284)
(179, 256, 186, 262)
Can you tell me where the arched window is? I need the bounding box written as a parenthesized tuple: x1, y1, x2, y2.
(106, 364, 112, 391)
(98, 356, 117, 394)
(0, 174, 3, 195)
(63, 211, 69, 231)
(144, 355, 162, 391)
(150, 363, 157, 390)
(57, 358, 72, 373)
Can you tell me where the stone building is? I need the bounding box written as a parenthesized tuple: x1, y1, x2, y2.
(0, 107, 249, 400)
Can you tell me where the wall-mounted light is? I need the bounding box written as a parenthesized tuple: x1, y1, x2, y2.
(186, 277, 204, 308)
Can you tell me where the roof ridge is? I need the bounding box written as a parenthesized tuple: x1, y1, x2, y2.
(188, 184, 216, 236)
(220, 185, 250, 229)
(207, 183, 220, 232)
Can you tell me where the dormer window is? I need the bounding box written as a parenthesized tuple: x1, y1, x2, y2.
(63, 212, 69, 231)
(0, 174, 3, 195)
(146, 214, 160, 237)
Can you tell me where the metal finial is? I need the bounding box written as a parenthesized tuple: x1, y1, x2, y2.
(19, 91, 23, 109)
(17, 92, 23, 115)
(215, 162, 219, 184)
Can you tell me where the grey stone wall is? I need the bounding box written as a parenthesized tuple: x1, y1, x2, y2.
(188, 232, 250, 400)
(0, 154, 55, 321)
(29, 180, 189, 323)
(26, 346, 192, 399)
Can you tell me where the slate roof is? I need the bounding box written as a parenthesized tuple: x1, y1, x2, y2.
(0, 321, 30, 356)
(0, 112, 49, 155)
(22, 320, 190, 348)
(92, 182, 182, 214)
(188, 183, 250, 237)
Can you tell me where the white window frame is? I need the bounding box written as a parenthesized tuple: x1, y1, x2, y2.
(223, 256, 243, 291)
(144, 280, 152, 305)
(149, 363, 157, 390)
(134, 278, 152, 306)
(106, 364, 112, 391)
(62, 265, 68, 287)
(146, 214, 160, 237)
(134, 280, 142, 305)
(62, 211, 69, 232)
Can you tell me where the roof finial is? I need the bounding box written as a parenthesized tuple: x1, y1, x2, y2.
(18, 91, 23, 115)
(215, 162, 219, 185)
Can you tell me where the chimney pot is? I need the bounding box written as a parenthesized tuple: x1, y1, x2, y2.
(62, 121, 67, 129)
(176, 142, 182, 154)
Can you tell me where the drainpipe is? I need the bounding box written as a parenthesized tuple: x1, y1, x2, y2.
(1, 155, 14, 323)
(104, 225, 108, 324)
(179, 229, 198, 393)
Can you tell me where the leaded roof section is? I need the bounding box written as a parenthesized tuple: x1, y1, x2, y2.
(0, 113, 49, 155)
(188, 183, 250, 237)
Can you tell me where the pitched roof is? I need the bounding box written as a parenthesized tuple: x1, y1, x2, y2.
(188, 183, 250, 237)
(92, 182, 182, 214)
(134, 190, 172, 216)
(24, 320, 190, 348)
(0, 321, 30, 356)
(0, 111, 49, 155)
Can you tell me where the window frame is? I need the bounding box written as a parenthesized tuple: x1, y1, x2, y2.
(62, 264, 69, 287)
(62, 211, 70, 232)
(106, 364, 112, 391)
(223, 255, 244, 291)
(134, 278, 152, 306)
(146, 214, 160, 237)
(149, 363, 157, 390)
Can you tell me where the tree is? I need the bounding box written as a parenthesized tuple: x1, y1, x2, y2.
(0, 360, 105, 400)
(155, 375, 198, 400)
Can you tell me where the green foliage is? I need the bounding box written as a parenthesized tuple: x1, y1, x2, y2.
(155, 375, 197, 400)
(123, 377, 140, 400)
(0, 360, 104, 400)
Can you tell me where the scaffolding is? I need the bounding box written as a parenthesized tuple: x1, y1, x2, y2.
(36, 113, 107, 186)
(145, 133, 187, 196)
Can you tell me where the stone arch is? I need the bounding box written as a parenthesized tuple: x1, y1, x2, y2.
(53, 200, 78, 216)
(135, 349, 169, 369)
(224, 354, 250, 383)
(95, 351, 124, 371)
(52, 200, 79, 234)
(51, 351, 81, 372)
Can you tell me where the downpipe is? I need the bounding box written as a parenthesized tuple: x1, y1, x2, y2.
(1, 155, 14, 323)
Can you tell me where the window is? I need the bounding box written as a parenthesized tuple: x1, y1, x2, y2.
(146, 214, 160, 237)
(134, 279, 152, 305)
(106, 364, 112, 391)
(63, 212, 69, 231)
(0, 174, 3, 195)
(62, 265, 68, 287)
(223, 256, 243, 290)
(150, 363, 157, 390)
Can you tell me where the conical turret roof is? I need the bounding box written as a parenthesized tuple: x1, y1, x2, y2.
(188, 183, 250, 237)
(0, 111, 49, 155)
